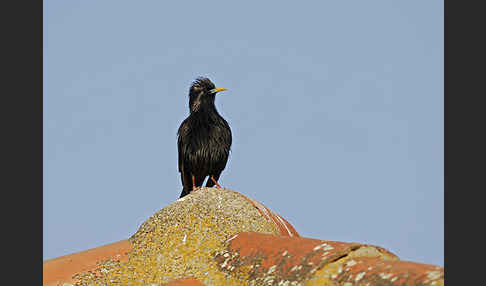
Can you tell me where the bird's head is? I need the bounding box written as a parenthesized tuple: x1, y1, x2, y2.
(188, 77, 226, 113)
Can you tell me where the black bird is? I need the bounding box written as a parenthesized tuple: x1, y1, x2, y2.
(177, 77, 232, 198)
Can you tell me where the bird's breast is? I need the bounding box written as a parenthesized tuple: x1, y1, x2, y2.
(179, 120, 231, 171)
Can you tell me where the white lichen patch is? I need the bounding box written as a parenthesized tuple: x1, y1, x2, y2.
(345, 260, 357, 267)
(268, 265, 277, 274)
(355, 271, 366, 281)
(220, 258, 230, 269)
(313, 243, 334, 252)
(379, 272, 393, 280)
(226, 234, 238, 242)
(426, 270, 442, 281)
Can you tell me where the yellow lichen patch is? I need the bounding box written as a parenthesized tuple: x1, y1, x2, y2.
(304, 245, 395, 286)
(305, 246, 444, 286)
(429, 279, 444, 286)
(346, 246, 398, 261)
(74, 188, 281, 286)
(303, 257, 340, 286)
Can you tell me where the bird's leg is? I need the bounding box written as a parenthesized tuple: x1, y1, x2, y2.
(192, 175, 197, 192)
(210, 176, 222, 189)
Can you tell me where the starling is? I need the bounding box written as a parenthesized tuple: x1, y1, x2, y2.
(177, 77, 232, 198)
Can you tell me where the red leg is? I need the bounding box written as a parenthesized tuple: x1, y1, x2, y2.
(210, 176, 222, 189)
(192, 175, 197, 192)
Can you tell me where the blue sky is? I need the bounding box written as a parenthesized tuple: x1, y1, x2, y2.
(44, 0, 443, 266)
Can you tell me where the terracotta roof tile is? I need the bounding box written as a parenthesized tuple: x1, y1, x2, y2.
(43, 188, 443, 286)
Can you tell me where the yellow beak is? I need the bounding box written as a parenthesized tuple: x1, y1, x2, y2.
(211, 87, 227, 94)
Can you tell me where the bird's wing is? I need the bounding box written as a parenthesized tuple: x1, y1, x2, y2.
(177, 118, 188, 173)
(178, 120, 195, 197)
(177, 134, 183, 173)
(213, 119, 232, 173)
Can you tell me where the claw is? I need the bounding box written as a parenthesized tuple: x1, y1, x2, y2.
(210, 176, 222, 189)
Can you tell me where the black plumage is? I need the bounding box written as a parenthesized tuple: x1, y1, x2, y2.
(177, 77, 232, 198)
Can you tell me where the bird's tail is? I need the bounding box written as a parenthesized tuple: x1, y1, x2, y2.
(179, 187, 191, 198)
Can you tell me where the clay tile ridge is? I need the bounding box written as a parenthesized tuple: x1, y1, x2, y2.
(43, 188, 443, 286)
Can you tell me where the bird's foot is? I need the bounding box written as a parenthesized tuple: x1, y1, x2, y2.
(210, 176, 222, 189)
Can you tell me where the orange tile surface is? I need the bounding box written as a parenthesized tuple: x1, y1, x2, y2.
(43, 240, 132, 286)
